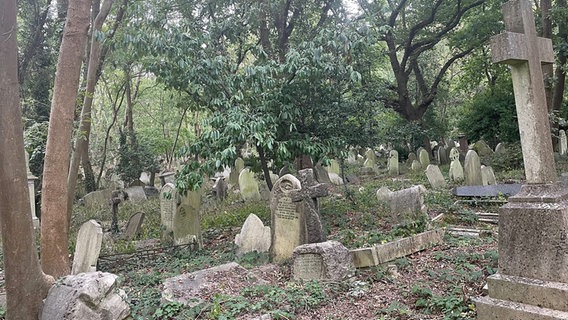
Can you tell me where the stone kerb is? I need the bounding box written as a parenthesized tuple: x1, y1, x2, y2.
(270, 174, 305, 262)
(292, 241, 353, 281)
(71, 220, 103, 275)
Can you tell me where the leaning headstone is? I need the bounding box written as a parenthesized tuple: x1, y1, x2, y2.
(448, 147, 464, 182)
(83, 189, 112, 208)
(234, 214, 271, 256)
(364, 148, 377, 164)
(388, 150, 399, 175)
(71, 220, 103, 275)
(160, 183, 177, 243)
(418, 148, 430, 167)
(290, 169, 329, 244)
(270, 174, 303, 262)
(174, 189, 203, 248)
(481, 165, 497, 186)
(473, 140, 494, 160)
(239, 168, 261, 201)
(378, 185, 427, 224)
(475, 2, 568, 318)
(40, 272, 130, 320)
(425, 164, 447, 189)
(124, 186, 147, 202)
(229, 157, 245, 186)
(325, 159, 340, 175)
(328, 172, 344, 185)
(314, 163, 331, 184)
(406, 152, 417, 168)
(212, 177, 228, 200)
(292, 241, 353, 281)
(464, 150, 483, 186)
(560, 130, 567, 155)
(494, 142, 507, 155)
(121, 212, 145, 241)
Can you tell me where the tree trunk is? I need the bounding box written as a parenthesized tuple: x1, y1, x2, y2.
(67, 0, 114, 225)
(40, 0, 91, 278)
(541, 0, 553, 111)
(0, 1, 55, 318)
(256, 144, 273, 191)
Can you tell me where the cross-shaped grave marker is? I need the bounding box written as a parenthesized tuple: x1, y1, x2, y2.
(290, 169, 329, 243)
(490, 0, 556, 183)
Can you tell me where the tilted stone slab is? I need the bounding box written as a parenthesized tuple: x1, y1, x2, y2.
(451, 184, 521, 197)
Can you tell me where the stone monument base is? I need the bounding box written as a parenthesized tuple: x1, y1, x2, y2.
(475, 183, 568, 319)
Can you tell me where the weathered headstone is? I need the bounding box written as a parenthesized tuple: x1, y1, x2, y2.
(83, 189, 112, 208)
(475, 1, 567, 318)
(494, 142, 507, 155)
(314, 163, 331, 184)
(406, 152, 417, 168)
(473, 140, 494, 160)
(560, 130, 567, 155)
(325, 159, 340, 175)
(174, 189, 203, 248)
(234, 214, 271, 256)
(363, 148, 377, 169)
(41, 272, 130, 320)
(160, 183, 177, 243)
(124, 186, 147, 202)
(425, 164, 447, 189)
(418, 148, 430, 167)
(328, 172, 344, 185)
(292, 241, 353, 281)
(122, 212, 145, 240)
(239, 168, 261, 201)
(388, 150, 399, 175)
(411, 160, 422, 171)
(464, 150, 483, 186)
(212, 177, 228, 200)
(437, 146, 449, 165)
(376, 185, 427, 224)
(71, 220, 103, 275)
(481, 165, 497, 186)
(158, 171, 175, 187)
(270, 174, 304, 262)
(376, 186, 391, 202)
(449, 147, 464, 182)
(229, 157, 245, 186)
(291, 169, 329, 243)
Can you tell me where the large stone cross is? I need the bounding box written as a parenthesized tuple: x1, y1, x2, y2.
(290, 169, 329, 243)
(490, 0, 556, 184)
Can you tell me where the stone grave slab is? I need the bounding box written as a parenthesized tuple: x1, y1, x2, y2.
(292, 241, 353, 281)
(174, 189, 203, 248)
(451, 184, 521, 197)
(125, 186, 147, 202)
(239, 168, 261, 201)
(234, 213, 271, 256)
(121, 212, 145, 241)
(464, 150, 483, 186)
(229, 157, 245, 186)
(560, 130, 567, 155)
(425, 164, 447, 189)
(388, 150, 399, 175)
(71, 220, 103, 275)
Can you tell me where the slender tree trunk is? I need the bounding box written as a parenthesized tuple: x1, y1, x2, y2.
(0, 1, 55, 318)
(40, 0, 91, 278)
(541, 0, 553, 111)
(67, 0, 114, 225)
(256, 144, 273, 191)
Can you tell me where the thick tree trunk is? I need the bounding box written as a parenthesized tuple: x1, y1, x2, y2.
(67, 0, 114, 224)
(541, 0, 553, 111)
(40, 0, 91, 278)
(0, 1, 55, 318)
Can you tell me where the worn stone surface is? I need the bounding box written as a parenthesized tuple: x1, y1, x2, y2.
(290, 169, 329, 243)
(235, 213, 271, 256)
(449, 153, 464, 182)
(374, 229, 445, 264)
(451, 184, 521, 197)
(328, 172, 344, 185)
(174, 189, 203, 248)
(229, 157, 245, 186)
(495, 142, 507, 155)
(162, 262, 268, 307)
(376, 186, 391, 202)
(314, 163, 331, 184)
(475, 296, 568, 319)
(83, 189, 112, 208)
(464, 150, 483, 185)
(159, 172, 175, 186)
(160, 183, 177, 242)
(325, 159, 341, 175)
(212, 177, 228, 200)
(239, 168, 261, 201)
(560, 130, 567, 156)
(72, 220, 103, 275)
(388, 150, 399, 175)
(41, 272, 130, 320)
(377, 185, 427, 224)
(481, 165, 497, 185)
(351, 247, 379, 268)
(437, 146, 449, 165)
(425, 164, 447, 189)
(418, 149, 430, 167)
(125, 186, 147, 202)
(292, 241, 353, 281)
(122, 212, 145, 241)
(270, 174, 305, 262)
(411, 160, 422, 171)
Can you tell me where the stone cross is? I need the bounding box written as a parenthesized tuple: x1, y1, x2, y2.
(490, 0, 556, 184)
(290, 169, 329, 243)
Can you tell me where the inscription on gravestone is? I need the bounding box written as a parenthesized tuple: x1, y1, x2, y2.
(293, 254, 324, 280)
(276, 196, 298, 221)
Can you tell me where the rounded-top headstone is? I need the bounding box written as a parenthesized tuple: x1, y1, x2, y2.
(419, 149, 430, 167)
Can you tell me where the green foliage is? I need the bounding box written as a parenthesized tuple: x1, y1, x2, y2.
(201, 199, 271, 230)
(491, 142, 524, 172)
(23, 121, 49, 177)
(117, 132, 159, 186)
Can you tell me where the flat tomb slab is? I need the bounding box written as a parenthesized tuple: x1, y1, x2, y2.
(451, 184, 521, 197)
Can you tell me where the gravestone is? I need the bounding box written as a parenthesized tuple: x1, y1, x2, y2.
(83, 189, 112, 208)
(464, 150, 483, 186)
(158, 172, 175, 187)
(160, 183, 177, 243)
(292, 241, 353, 281)
(406, 152, 417, 167)
(475, 1, 568, 318)
(314, 163, 331, 184)
(125, 186, 147, 202)
(71, 220, 103, 275)
(290, 169, 329, 243)
(363, 149, 377, 169)
(270, 174, 304, 262)
(418, 148, 430, 167)
(229, 157, 245, 186)
(234, 214, 271, 256)
(481, 165, 497, 186)
(25, 151, 39, 225)
(411, 160, 422, 171)
(446, 140, 456, 150)
(437, 146, 449, 165)
(449, 147, 464, 182)
(122, 212, 145, 240)
(376, 185, 427, 224)
(425, 164, 447, 189)
(40, 272, 130, 320)
(325, 159, 340, 175)
(278, 166, 291, 177)
(473, 140, 494, 160)
(328, 172, 344, 185)
(239, 168, 261, 201)
(560, 130, 567, 155)
(212, 177, 228, 200)
(174, 189, 203, 248)
(494, 142, 507, 155)
(388, 150, 399, 175)
(458, 134, 469, 154)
